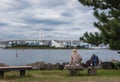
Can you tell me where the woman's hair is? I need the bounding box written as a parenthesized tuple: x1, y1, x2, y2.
(72, 49, 77, 55)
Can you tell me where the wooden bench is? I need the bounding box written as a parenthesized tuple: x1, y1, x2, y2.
(64, 65, 100, 75)
(64, 65, 84, 75)
(0, 66, 32, 78)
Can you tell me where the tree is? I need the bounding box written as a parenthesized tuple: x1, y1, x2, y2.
(80, 32, 102, 46)
(79, 0, 120, 50)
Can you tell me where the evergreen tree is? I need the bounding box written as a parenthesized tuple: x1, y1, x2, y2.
(79, 0, 120, 50)
(80, 32, 102, 46)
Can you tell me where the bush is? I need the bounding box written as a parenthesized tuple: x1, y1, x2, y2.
(114, 62, 120, 69)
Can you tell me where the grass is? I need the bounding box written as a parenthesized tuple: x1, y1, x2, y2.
(0, 69, 120, 82)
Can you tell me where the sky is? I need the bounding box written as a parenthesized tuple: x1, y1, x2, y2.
(0, 0, 99, 40)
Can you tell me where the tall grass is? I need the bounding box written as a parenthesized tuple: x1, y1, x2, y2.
(0, 69, 120, 82)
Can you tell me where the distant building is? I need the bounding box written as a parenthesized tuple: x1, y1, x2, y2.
(0, 39, 109, 49)
(80, 43, 89, 48)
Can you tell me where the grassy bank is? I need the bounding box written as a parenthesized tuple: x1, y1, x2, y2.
(5, 44, 88, 49)
(0, 69, 120, 82)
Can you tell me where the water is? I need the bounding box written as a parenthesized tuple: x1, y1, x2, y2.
(0, 48, 119, 66)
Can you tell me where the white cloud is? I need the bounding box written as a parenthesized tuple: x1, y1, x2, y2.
(0, 0, 98, 40)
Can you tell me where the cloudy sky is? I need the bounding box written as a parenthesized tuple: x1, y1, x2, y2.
(0, 0, 99, 40)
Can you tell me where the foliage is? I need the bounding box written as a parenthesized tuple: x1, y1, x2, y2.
(79, 0, 120, 50)
(113, 62, 120, 69)
(80, 32, 102, 46)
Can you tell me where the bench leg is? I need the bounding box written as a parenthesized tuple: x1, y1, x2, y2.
(0, 71, 4, 78)
(20, 70, 25, 77)
(69, 69, 78, 76)
(88, 69, 97, 75)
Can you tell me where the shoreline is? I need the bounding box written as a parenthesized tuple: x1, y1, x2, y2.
(4, 47, 90, 50)
(1, 60, 120, 70)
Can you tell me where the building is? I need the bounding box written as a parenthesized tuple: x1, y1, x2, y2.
(0, 40, 82, 48)
(0, 39, 109, 49)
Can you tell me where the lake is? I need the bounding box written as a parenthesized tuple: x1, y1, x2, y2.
(0, 49, 119, 66)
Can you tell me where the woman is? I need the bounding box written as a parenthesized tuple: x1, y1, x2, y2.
(70, 49, 82, 65)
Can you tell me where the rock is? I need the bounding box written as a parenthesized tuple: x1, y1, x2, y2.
(55, 63, 64, 70)
(27, 62, 64, 70)
(111, 59, 120, 63)
(46, 63, 54, 70)
(27, 61, 46, 70)
(0, 63, 9, 67)
(62, 62, 69, 66)
(101, 62, 115, 69)
(110, 59, 120, 69)
(46, 63, 64, 70)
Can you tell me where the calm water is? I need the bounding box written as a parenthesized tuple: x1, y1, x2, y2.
(0, 49, 119, 66)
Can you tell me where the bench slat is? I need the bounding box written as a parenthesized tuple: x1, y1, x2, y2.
(0, 66, 32, 71)
(0, 66, 32, 78)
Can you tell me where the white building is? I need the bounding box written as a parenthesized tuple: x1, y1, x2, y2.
(51, 40, 61, 47)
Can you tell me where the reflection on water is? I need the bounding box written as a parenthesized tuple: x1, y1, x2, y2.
(0, 49, 119, 66)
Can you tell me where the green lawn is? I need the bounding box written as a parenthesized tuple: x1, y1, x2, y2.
(0, 69, 120, 82)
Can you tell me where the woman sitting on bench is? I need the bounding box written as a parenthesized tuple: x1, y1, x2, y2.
(70, 49, 82, 66)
